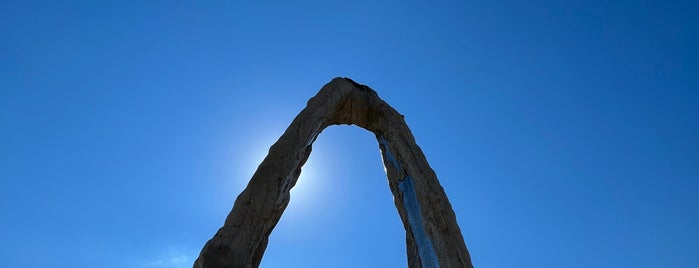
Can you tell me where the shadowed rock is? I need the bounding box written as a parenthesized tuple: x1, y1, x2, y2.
(194, 78, 473, 268)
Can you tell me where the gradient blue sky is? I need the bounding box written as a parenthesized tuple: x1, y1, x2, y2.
(1, 1, 698, 267)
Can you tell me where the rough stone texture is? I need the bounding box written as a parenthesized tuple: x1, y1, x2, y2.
(194, 78, 473, 268)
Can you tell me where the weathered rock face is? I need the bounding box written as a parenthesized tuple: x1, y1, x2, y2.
(194, 78, 473, 268)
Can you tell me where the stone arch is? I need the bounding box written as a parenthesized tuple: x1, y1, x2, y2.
(194, 78, 473, 268)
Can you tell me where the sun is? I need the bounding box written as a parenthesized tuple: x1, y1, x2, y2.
(234, 131, 327, 219)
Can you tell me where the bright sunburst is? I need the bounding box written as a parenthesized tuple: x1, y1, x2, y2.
(235, 130, 327, 219)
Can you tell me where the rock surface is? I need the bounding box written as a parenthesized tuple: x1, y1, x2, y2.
(194, 78, 473, 268)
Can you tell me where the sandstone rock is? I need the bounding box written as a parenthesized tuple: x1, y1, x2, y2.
(194, 78, 473, 268)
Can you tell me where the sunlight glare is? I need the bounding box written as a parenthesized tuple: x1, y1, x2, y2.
(235, 130, 327, 220)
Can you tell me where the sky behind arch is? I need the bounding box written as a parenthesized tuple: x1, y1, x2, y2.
(1, 1, 698, 267)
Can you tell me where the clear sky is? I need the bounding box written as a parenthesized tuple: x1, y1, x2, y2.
(1, 1, 698, 267)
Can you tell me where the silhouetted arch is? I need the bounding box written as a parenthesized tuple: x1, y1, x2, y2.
(194, 78, 473, 268)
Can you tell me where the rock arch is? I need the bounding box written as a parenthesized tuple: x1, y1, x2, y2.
(194, 78, 473, 268)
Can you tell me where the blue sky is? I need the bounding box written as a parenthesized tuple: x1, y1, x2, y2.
(1, 1, 697, 267)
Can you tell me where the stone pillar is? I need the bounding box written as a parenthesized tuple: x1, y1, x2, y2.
(194, 78, 473, 268)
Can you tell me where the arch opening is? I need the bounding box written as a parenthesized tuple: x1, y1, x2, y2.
(261, 125, 406, 266)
